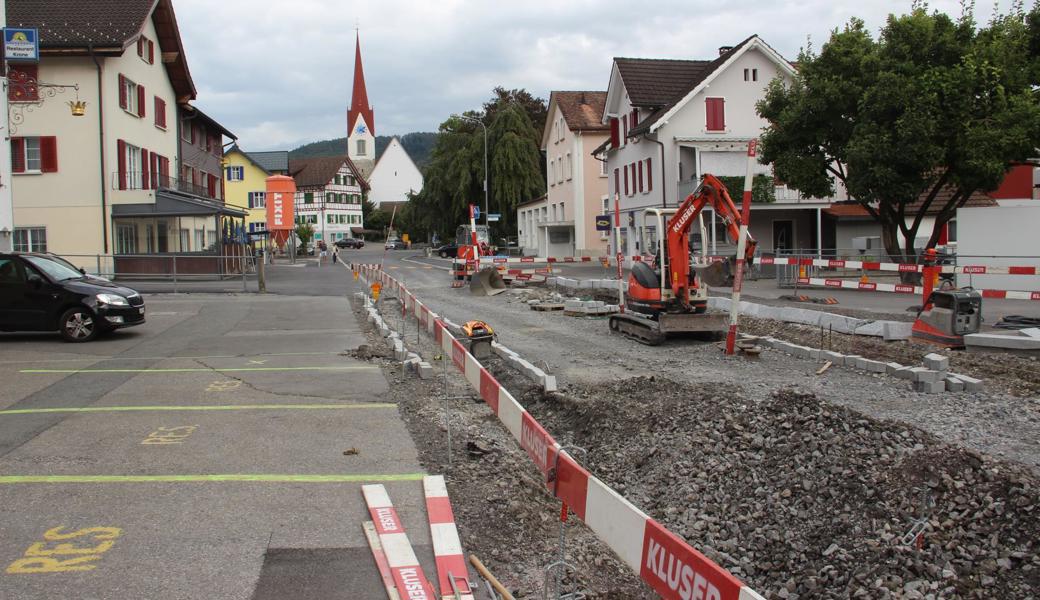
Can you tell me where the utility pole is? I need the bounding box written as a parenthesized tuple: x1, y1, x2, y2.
(0, 2, 14, 252)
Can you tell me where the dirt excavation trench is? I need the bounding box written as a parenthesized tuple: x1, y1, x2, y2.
(358, 290, 1039, 599)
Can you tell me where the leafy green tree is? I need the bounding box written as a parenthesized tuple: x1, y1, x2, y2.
(489, 104, 545, 235)
(294, 223, 314, 253)
(757, 5, 1040, 262)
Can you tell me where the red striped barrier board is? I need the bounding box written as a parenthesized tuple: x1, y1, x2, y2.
(422, 476, 473, 600)
(796, 277, 1040, 300)
(363, 521, 402, 600)
(469, 255, 1040, 276)
(362, 484, 438, 600)
(355, 264, 766, 600)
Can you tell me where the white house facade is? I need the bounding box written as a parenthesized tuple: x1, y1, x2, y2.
(521, 91, 610, 257)
(290, 156, 367, 244)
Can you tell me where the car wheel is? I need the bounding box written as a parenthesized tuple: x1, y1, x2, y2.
(439, 251, 448, 258)
(59, 307, 99, 342)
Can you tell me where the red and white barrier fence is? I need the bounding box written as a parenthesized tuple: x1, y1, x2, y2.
(354, 263, 766, 600)
(423, 476, 473, 600)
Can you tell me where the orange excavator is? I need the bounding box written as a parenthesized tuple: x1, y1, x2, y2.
(608, 174, 757, 345)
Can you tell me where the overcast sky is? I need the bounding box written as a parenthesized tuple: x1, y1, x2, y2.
(173, 0, 1018, 151)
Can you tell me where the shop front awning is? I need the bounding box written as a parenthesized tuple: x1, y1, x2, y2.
(112, 189, 248, 218)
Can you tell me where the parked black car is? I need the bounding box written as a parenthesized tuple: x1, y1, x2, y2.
(435, 243, 459, 258)
(384, 239, 407, 250)
(0, 253, 145, 342)
(335, 238, 365, 249)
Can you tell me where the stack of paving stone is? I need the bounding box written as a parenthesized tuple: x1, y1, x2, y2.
(563, 299, 620, 316)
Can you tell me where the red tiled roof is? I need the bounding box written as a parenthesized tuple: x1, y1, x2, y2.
(554, 91, 608, 131)
(289, 156, 370, 191)
(8, 0, 197, 101)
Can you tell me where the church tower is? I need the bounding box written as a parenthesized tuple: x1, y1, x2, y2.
(347, 33, 376, 176)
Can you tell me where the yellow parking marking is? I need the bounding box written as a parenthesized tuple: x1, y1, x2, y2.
(0, 473, 426, 484)
(6, 526, 122, 574)
(21, 366, 380, 374)
(0, 403, 395, 416)
(0, 351, 339, 366)
(205, 380, 241, 392)
(141, 425, 198, 445)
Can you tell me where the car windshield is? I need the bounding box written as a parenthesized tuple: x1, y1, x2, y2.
(23, 255, 85, 281)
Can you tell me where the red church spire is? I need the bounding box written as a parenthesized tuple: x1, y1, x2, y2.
(348, 33, 375, 136)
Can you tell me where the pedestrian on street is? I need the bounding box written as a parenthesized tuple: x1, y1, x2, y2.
(332, 246, 339, 264)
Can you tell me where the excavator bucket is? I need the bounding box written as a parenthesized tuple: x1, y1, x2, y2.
(693, 259, 735, 288)
(471, 266, 508, 296)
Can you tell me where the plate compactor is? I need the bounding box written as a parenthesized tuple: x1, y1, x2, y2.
(911, 289, 982, 348)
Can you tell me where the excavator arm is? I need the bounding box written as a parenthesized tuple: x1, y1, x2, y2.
(664, 174, 757, 307)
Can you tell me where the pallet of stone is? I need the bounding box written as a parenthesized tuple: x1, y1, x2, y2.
(530, 303, 565, 311)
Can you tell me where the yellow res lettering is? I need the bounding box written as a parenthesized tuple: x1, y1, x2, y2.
(6, 526, 122, 573)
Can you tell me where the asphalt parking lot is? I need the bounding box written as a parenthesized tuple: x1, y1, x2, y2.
(0, 263, 432, 599)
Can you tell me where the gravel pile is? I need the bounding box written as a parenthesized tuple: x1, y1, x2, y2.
(517, 378, 1039, 599)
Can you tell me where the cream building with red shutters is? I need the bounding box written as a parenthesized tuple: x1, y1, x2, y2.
(6, 0, 243, 265)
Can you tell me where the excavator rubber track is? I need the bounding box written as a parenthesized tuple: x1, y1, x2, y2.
(608, 313, 666, 346)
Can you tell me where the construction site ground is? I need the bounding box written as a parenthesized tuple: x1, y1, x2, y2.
(353, 249, 1039, 599)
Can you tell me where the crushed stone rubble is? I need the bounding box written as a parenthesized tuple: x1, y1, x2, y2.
(513, 376, 1039, 600)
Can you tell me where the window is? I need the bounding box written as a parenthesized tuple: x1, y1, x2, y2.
(566, 153, 572, 181)
(7, 64, 38, 102)
(356, 139, 366, 156)
(118, 75, 145, 118)
(557, 158, 563, 184)
(226, 166, 244, 181)
(304, 192, 313, 204)
(706, 98, 725, 131)
(137, 36, 155, 64)
(152, 96, 167, 129)
(117, 141, 142, 190)
(179, 229, 190, 251)
(195, 229, 206, 250)
(613, 168, 620, 199)
(549, 161, 555, 186)
(249, 222, 267, 233)
(248, 192, 266, 208)
(11, 136, 57, 173)
(13, 227, 46, 252)
(115, 224, 137, 254)
(600, 158, 608, 176)
(347, 175, 356, 186)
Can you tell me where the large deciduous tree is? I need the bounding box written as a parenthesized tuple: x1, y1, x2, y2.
(757, 4, 1040, 263)
(410, 89, 546, 243)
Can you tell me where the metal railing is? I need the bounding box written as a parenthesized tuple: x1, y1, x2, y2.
(60, 252, 256, 293)
(109, 171, 221, 200)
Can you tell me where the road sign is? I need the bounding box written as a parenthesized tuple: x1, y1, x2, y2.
(595, 214, 611, 231)
(472, 206, 481, 219)
(487, 213, 501, 222)
(4, 28, 39, 62)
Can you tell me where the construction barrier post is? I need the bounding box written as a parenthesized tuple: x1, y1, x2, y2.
(725, 140, 757, 355)
(613, 194, 625, 313)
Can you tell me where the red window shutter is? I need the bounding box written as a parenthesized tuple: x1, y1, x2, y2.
(631, 109, 638, 129)
(208, 174, 217, 197)
(141, 147, 150, 189)
(622, 115, 628, 142)
(706, 98, 725, 131)
(118, 75, 127, 109)
(40, 137, 58, 173)
(638, 161, 643, 192)
(148, 40, 154, 64)
(646, 158, 653, 192)
(609, 118, 619, 148)
(154, 97, 160, 126)
(137, 37, 143, 57)
(623, 164, 629, 195)
(117, 139, 127, 190)
(137, 85, 146, 118)
(11, 138, 25, 173)
(613, 168, 619, 198)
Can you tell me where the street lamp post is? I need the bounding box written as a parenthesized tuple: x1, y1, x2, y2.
(456, 114, 488, 228)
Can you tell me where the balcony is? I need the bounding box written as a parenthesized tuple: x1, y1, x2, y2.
(111, 171, 221, 201)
